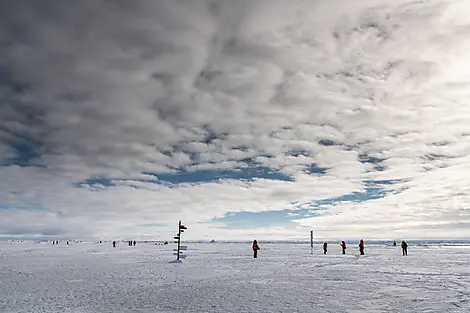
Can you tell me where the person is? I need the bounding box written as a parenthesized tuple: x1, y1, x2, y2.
(401, 240, 408, 256)
(133, 241, 136, 246)
(341, 241, 347, 254)
(252, 240, 260, 258)
(393, 240, 397, 246)
(359, 239, 365, 255)
(323, 242, 328, 254)
(112, 241, 116, 248)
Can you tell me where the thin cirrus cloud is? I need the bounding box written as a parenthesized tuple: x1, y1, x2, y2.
(1, 0, 470, 240)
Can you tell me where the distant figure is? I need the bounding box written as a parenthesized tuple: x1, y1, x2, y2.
(112, 241, 116, 248)
(359, 239, 365, 255)
(252, 240, 260, 258)
(323, 242, 328, 254)
(341, 241, 347, 254)
(67, 241, 69, 245)
(401, 240, 408, 256)
(393, 240, 397, 246)
(133, 241, 136, 246)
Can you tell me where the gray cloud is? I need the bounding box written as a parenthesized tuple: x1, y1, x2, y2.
(1, 0, 470, 239)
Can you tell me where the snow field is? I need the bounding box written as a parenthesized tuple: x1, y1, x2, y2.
(1, 242, 469, 313)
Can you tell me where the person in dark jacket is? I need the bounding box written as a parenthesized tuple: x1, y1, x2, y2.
(359, 239, 365, 255)
(341, 241, 347, 254)
(252, 240, 260, 258)
(112, 241, 116, 248)
(401, 240, 408, 256)
(323, 242, 328, 254)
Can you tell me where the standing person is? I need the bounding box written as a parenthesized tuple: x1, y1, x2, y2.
(341, 241, 347, 254)
(133, 241, 136, 246)
(112, 241, 116, 248)
(393, 240, 397, 246)
(359, 239, 365, 255)
(323, 242, 328, 254)
(401, 240, 408, 256)
(252, 240, 260, 258)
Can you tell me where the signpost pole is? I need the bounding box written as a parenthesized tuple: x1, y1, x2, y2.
(177, 221, 181, 261)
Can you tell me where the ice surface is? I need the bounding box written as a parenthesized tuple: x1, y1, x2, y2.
(1, 241, 469, 313)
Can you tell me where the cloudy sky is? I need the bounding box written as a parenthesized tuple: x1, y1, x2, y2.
(1, 0, 470, 241)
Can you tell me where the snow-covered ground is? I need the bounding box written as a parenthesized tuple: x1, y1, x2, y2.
(1, 241, 469, 313)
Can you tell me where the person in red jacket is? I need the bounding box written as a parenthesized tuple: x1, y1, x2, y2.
(359, 239, 365, 255)
(323, 242, 328, 254)
(341, 241, 347, 254)
(252, 240, 260, 258)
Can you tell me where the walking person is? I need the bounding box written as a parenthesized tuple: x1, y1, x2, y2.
(341, 241, 347, 254)
(323, 242, 328, 254)
(252, 240, 260, 258)
(112, 241, 116, 248)
(401, 240, 408, 256)
(359, 239, 365, 255)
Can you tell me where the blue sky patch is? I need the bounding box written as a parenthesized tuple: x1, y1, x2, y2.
(151, 166, 294, 184)
(304, 163, 328, 175)
(359, 154, 386, 171)
(208, 178, 407, 229)
(207, 209, 326, 230)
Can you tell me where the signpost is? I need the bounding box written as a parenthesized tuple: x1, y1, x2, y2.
(174, 221, 188, 262)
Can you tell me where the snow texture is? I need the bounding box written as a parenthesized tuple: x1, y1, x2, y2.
(1, 242, 469, 312)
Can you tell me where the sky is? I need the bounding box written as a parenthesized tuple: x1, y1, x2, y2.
(1, 0, 470, 241)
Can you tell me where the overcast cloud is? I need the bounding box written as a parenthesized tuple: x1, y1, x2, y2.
(1, 0, 470, 240)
